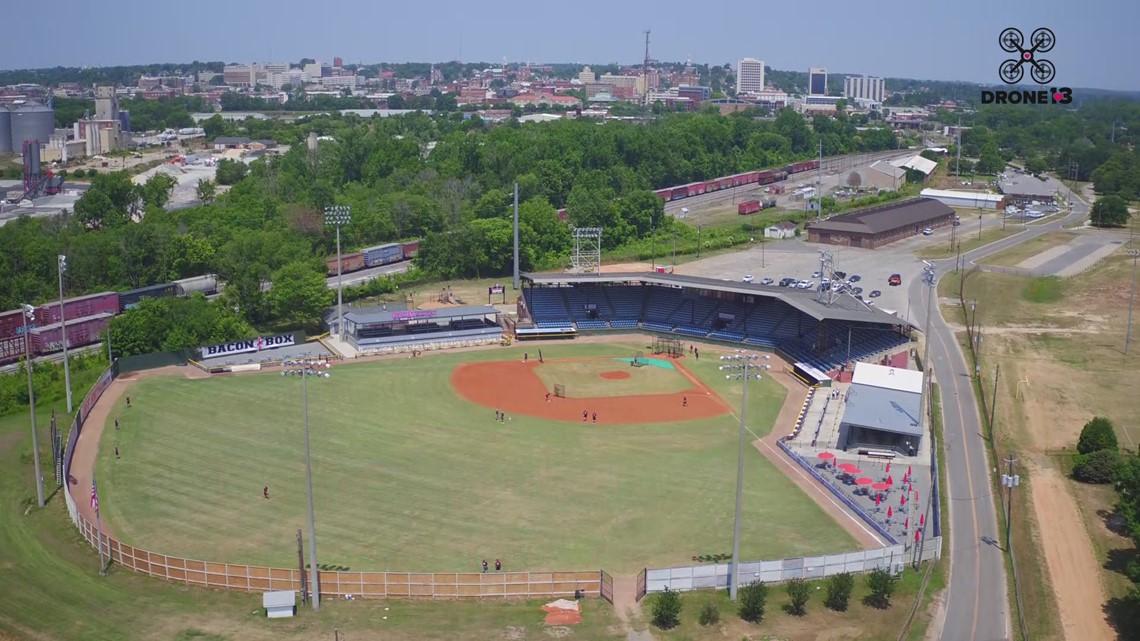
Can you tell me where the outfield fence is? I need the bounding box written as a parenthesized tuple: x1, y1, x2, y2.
(62, 365, 600, 600)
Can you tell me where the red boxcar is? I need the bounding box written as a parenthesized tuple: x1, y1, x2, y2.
(670, 186, 689, 200)
(0, 308, 30, 340)
(30, 312, 113, 354)
(401, 240, 420, 259)
(39, 291, 119, 325)
(738, 200, 761, 215)
(326, 252, 366, 276)
(655, 188, 672, 201)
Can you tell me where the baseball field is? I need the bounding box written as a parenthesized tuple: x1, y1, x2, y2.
(94, 341, 856, 574)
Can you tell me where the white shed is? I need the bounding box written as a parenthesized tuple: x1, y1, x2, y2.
(263, 590, 296, 618)
(919, 188, 1004, 210)
(764, 221, 797, 239)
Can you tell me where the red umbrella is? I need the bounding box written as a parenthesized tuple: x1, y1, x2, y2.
(872, 482, 890, 491)
(904, 517, 909, 529)
(885, 461, 891, 474)
(920, 514, 926, 526)
(887, 475, 894, 485)
(915, 530, 922, 543)
(818, 451, 836, 461)
(887, 506, 894, 518)
(900, 494, 906, 506)
(856, 477, 873, 486)
(841, 464, 863, 475)
(914, 489, 920, 502)
(907, 464, 913, 477)
(875, 493, 882, 507)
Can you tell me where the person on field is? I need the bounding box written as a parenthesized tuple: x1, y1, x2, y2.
(545, 392, 551, 402)
(524, 353, 528, 362)
(582, 410, 588, 422)
(482, 559, 489, 573)
(115, 446, 120, 459)
(592, 412, 597, 423)
(683, 396, 688, 407)
(114, 418, 119, 430)
(495, 558, 502, 571)
(263, 485, 269, 500)
(126, 396, 132, 408)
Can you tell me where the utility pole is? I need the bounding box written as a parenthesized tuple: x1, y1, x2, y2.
(22, 305, 45, 507)
(816, 139, 824, 222)
(917, 264, 936, 446)
(513, 182, 520, 290)
(955, 119, 962, 177)
(989, 364, 1001, 433)
(696, 225, 702, 259)
(297, 529, 308, 605)
(978, 214, 982, 240)
(1002, 455, 1020, 551)
(57, 255, 72, 414)
(1126, 249, 1139, 356)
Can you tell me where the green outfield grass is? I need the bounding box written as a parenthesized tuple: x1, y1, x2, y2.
(531, 356, 692, 398)
(97, 341, 856, 575)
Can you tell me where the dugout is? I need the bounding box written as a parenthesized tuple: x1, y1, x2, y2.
(343, 305, 502, 348)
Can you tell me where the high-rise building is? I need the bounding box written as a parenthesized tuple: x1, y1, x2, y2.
(843, 75, 885, 103)
(333, 56, 344, 68)
(578, 66, 596, 84)
(736, 58, 765, 95)
(808, 67, 828, 96)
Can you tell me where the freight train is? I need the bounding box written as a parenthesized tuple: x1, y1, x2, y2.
(325, 240, 420, 277)
(554, 160, 821, 220)
(0, 275, 219, 366)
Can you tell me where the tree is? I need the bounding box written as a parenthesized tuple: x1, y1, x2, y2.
(846, 172, 862, 188)
(1025, 155, 1049, 175)
(1078, 416, 1120, 454)
(196, 178, 217, 205)
(1090, 195, 1131, 227)
(1073, 449, 1121, 484)
(215, 158, 249, 186)
(698, 599, 720, 626)
(785, 578, 810, 616)
(139, 173, 177, 209)
(267, 261, 333, 329)
(866, 569, 896, 609)
(825, 572, 855, 611)
(650, 587, 682, 629)
(738, 580, 768, 623)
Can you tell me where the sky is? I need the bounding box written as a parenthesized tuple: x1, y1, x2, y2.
(3, 0, 1138, 91)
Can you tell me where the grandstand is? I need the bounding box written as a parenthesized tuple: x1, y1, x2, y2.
(343, 305, 503, 353)
(519, 272, 913, 381)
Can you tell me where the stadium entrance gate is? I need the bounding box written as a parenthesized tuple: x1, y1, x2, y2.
(600, 570, 614, 604)
(635, 567, 647, 602)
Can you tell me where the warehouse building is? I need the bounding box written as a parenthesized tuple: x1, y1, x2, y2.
(806, 198, 955, 249)
(919, 188, 1004, 210)
(837, 362, 925, 455)
(998, 174, 1058, 205)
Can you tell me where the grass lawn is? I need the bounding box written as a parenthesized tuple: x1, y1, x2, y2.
(913, 226, 1020, 260)
(96, 341, 856, 575)
(531, 357, 692, 398)
(978, 232, 1078, 268)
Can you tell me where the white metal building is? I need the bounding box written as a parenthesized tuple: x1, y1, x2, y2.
(919, 188, 1004, 210)
(737, 58, 765, 95)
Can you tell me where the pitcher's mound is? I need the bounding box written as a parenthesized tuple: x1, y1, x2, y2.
(599, 371, 631, 380)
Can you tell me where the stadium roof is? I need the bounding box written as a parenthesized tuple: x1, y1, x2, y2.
(890, 154, 938, 175)
(520, 271, 913, 327)
(805, 198, 954, 235)
(919, 188, 1004, 204)
(344, 305, 498, 326)
(840, 383, 922, 437)
(851, 362, 923, 394)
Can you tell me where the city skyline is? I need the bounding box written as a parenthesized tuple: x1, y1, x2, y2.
(2, 0, 1137, 92)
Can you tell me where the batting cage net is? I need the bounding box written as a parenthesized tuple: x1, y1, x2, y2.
(653, 336, 683, 358)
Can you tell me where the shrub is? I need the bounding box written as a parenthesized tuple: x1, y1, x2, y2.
(785, 578, 810, 615)
(866, 568, 896, 609)
(825, 572, 855, 611)
(698, 599, 720, 626)
(738, 580, 768, 623)
(1073, 449, 1121, 484)
(651, 587, 682, 630)
(1078, 416, 1119, 455)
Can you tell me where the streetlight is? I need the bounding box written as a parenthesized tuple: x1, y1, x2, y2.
(280, 360, 332, 610)
(22, 304, 45, 507)
(57, 255, 73, 414)
(324, 206, 352, 342)
(917, 263, 936, 444)
(1126, 249, 1139, 356)
(722, 353, 764, 600)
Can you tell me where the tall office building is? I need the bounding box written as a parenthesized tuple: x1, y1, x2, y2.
(736, 58, 765, 95)
(808, 67, 828, 96)
(843, 75, 885, 102)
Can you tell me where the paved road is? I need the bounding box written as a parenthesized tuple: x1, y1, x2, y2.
(918, 187, 1089, 641)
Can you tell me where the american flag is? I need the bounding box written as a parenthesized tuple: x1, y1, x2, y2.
(90, 477, 99, 514)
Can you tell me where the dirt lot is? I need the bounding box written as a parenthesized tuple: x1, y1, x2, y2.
(943, 246, 1138, 640)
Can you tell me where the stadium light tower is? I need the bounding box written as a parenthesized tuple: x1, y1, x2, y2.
(22, 304, 45, 507)
(280, 360, 332, 610)
(324, 206, 352, 341)
(1126, 249, 1139, 356)
(58, 255, 73, 414)
(918, 263, 936, 442)
(723, 353, 763, 600)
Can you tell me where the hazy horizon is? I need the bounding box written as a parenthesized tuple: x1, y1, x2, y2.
(2, 0, 1137, 91)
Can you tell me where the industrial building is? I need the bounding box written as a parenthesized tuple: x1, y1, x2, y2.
(837, 362, 925, 455)
(859, 160, 907, 191)
(0, 102, 55, 154)
(890, 155, 939, 182)
(843, 75, 885, 103)
(806, 198, 955, 249)
(998, 174, 1058, 205)
(737, 58, 765, 95)
(919, 188, 1004, 210)
(808, 67, 828, 96)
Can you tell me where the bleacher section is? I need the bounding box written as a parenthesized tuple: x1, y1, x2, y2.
(522, 283, 910, 373)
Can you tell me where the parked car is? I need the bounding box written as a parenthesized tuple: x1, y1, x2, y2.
(888, 274, 902, 286)
(922, 227, 934, 236)
(760, 277, 774, 285)
(779, 278, 796, 287)
(834, 271, 847, 279)
(848, 274, 860, 283)
(742, 274, 754, 283)
(869, 290, 882, 298)
(811, 271, 822, 278)
(852, 287, 864, 295)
